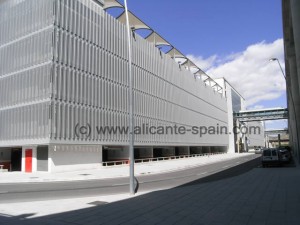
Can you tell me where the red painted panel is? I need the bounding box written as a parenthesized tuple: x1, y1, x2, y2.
(25, 149, 32, 173)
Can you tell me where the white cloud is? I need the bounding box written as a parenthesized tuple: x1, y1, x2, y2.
(188, 39, 285, 107)
(248, 105, 265, 110)
(186, 54, 218, 71)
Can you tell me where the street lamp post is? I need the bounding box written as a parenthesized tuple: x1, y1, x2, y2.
(270, 58, 286, 79)
(269, 58, 299, 155)
(124, 0, 135, 195)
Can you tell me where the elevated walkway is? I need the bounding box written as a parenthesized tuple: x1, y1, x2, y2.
(233, 108, 288, 122)
(265, 129, 289, 135)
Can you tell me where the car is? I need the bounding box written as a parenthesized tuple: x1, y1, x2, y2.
(255, 147, 263, 154)
(261, 148, 281, 167)
(278, 149, 291, 163)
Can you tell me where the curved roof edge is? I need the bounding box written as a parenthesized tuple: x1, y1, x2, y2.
(145, 32, 172, 47)
(117, 10, 152, 31)
(103, 0, 123, 9)
(103, 0, 223, 95)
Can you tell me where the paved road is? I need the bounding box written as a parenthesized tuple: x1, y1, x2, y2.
(0, 154, 260, 203)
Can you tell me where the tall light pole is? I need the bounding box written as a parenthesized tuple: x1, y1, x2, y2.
(124, 0, 135, 195)
(269, 58, 286, 78)
(269, 57, 299, 154)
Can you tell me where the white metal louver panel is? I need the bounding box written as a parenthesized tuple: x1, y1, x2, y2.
(0, 0, 228, 147)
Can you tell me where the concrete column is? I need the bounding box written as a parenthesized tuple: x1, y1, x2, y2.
(48, 145, 54, 173)
(288, 57, 300, 159)
(207, 146, 211, 154)
(290, 0, 300, 162)
(198, 146, 203, 154)
(288, 118, 295, 150)
(226, 87, 235, 154)
(291, 0, 300, 89)
(186, 146, 190, 155)
(286, 63, 297, 153)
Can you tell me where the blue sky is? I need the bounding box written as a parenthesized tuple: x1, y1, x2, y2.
(121, 0, 283, 57)
(108, 0, 286, 129)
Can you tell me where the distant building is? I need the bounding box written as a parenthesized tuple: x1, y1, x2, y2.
(215, 78, 265, 153)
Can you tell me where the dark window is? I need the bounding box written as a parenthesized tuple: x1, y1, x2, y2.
(263, 150, 271, 156)
(272, 150, 277, 156)
(231, 89, 242, 112)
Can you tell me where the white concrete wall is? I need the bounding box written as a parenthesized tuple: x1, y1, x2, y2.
(247, 121, 265, 148)
(49, 145, 102, 172)
(215, 78, 237, 154)
(226, 84, 235, 153)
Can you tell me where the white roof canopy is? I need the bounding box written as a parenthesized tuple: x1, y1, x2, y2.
(145, 32, 171, 46)
(103, 0, 124, 9)
(181, 60, 199, 71)
(117, 11, 152, 30)
(166, 48, 186, 60)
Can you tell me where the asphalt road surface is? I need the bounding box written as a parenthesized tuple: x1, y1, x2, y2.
(0, 154, 261, 203)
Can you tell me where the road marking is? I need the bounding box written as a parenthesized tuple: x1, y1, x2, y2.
(236, 161, 240, 164)
(222, 165, 231, 168)
(111, 183, 128, 186)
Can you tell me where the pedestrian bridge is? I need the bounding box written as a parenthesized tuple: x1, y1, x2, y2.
(265, 129, 289, 135)
(233, 108, 288, 122)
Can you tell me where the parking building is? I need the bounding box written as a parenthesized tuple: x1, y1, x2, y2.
(0, 0, 232, 172)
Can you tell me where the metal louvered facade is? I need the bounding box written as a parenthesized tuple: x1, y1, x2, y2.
(0, 0, 229, 172)
(0, 0, 54, 146)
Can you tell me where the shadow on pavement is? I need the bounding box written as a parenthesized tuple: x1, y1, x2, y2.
(177, 157, 261, 187)
(1, 156, 299, 225)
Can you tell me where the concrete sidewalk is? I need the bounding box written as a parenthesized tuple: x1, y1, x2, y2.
(0, 153, 255, 183)
(1, 156, 300, 225)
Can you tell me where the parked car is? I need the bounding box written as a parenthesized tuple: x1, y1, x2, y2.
(278, 148, 291, 163)
(262, 147, 292, 167)
(261, 148, 281, 167)
(255, 147, 263, 154)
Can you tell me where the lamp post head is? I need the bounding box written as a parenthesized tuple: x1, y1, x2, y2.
(269, 58, 278, 62)
(269, 57, 286, 79)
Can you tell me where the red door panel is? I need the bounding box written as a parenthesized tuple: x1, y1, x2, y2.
(25, 149, 32, 173)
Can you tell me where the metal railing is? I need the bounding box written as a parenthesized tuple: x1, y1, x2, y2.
(102, 152, 227, 167)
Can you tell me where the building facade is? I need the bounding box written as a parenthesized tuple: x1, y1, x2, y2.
(282, 0, 300, 162)
(215, 78, 264, 153)
(0, 0, 229, 172)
